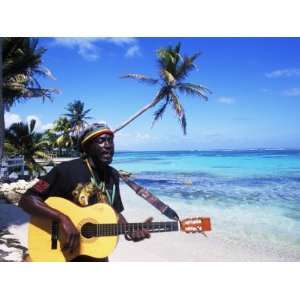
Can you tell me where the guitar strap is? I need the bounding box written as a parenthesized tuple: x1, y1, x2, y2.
(118, 172, 180, 221)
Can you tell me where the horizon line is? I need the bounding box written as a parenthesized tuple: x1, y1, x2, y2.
(115, 148, 300, 152)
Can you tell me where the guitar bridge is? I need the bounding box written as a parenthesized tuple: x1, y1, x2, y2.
(51, 221, 59, 249)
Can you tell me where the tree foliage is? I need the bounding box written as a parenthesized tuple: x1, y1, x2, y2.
(116, 43, 211, 134)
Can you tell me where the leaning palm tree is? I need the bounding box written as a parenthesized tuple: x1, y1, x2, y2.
(0, 37, 58, 160)
(5, 119, 50, 176)
(114, 43, 211, 135)
(64, 100, 92, 140)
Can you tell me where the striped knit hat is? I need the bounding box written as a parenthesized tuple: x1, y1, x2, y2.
(78, 122, 114, 153)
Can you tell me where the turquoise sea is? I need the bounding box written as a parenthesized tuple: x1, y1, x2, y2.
(112, 150, 300, 260)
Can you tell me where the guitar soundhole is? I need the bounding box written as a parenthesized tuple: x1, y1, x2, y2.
(81, 222, 96, 239)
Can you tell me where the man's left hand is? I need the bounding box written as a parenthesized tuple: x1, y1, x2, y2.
(125, 217, 153, 242)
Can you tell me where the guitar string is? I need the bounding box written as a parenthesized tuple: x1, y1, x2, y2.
(81, 222, 179, 236)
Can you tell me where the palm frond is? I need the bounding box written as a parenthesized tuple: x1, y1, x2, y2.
(55, 135, 65, 146)
(151, 99, 169, 128)
(175, 52, 201, 81)
(55, 134, 73, 148)
(121, 74, 159, 85)
(34, 140, 51, 148)
(4, 119, 54, 173)
(33, 66, 56, 80)
(20, 87, 59, 101)
(170, 91, 187, 135)
(33, 150, 51, 160)
(176, 83, 211, 100)
(26, 159, 47, 176)
(29, 119, 36, 134)
(2, 37, 58, 107)
(174, 43, 181, 56)
(4, 142, 18, 155)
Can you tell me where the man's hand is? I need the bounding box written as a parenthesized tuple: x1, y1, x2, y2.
(59, 215, 80, 253)
(125, 217, 153, 242)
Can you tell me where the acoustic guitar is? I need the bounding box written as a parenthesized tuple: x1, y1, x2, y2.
(28, 197, 211, 261)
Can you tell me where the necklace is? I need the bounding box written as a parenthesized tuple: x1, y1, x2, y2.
(85, 159, 116, 205)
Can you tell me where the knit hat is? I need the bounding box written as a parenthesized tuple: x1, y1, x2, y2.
(78, 122, 114, 153)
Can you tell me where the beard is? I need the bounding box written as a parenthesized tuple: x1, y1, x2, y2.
(88, 142, 114, 170)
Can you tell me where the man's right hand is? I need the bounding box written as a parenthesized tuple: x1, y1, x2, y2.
(59, 215, 80, 253)
(19, 195, 80, 254)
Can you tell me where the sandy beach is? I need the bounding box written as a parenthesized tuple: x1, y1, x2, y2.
(111, 184, 290, 261)
(1, 183, 297, 262)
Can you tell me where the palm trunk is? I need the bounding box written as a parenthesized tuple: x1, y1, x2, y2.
(0, 37, 4, 161)
(113, 92, 162, 134)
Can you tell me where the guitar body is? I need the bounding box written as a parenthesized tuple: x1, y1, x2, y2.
(28, 197, 119, 262)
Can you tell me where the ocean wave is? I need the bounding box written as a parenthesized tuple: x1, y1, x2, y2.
(120, 171, 300, 221)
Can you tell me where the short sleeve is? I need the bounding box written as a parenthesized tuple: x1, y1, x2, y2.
(24, 166, 61, 201)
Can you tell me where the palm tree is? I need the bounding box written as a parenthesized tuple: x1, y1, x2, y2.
(64, 100, 92, 140)
(114, 43, 211, 135)
(0, 37, 58, 160)
(5, 119, 50, 176)
(42, 129, 59, 157)
(51, 116, 74, 155)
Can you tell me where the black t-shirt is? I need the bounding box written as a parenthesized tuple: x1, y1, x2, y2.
(25, 158, 124, 213)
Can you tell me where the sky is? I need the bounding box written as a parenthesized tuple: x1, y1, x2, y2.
(5, 37, 300, 151)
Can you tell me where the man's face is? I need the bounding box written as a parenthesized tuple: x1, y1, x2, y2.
(87, 133, 114, 166)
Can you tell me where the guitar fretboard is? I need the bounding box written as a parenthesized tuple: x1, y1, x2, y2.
(81, 222, 179, 237)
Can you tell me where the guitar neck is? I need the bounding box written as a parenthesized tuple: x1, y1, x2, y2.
(89, 222, 180, 237)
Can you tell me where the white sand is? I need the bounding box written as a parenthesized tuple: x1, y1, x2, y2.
(110, 185, 283, 261)
(0, 185, 296, 262)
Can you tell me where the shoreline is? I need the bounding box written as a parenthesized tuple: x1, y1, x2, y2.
(1, 184, 299, 262)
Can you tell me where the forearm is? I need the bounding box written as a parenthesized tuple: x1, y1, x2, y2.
(19, 195, 67, 223)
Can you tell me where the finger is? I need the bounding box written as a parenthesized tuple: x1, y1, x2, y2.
(142, 229, 150, 239)
(144, 217, 153, 224)
(74, 232, 80, 251)
(68, 233, 76, 253)
(68, 230, 79, 253)
(72, 232, 80, 253)
(132, 230, 141, 241)
(63, 234, 72, 251)
(124, 233, 132, 241)
(138, 229, 150, 241)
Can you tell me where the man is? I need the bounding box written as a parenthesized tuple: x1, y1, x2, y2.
(19, 123, 151, 262)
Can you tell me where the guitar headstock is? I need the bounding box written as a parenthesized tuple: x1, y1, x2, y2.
(180, 217, 211, 234)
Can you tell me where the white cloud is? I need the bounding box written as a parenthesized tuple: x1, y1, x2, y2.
(4, 112, 22, 128)
(26, 115, 53, 132)
(107, 37, 136, 46)
(5, 113, 53, 131)
(265, 68, 300, 78)
(41, 123, 54, 131)
(53, 37, 140, 60)
(125, 45, 141, 58)
(53, 38, 100, 61)
(218, 97, 235, 104)
(115, 131, 152, 140)
(283, 88, 300, 96)
(114, 131, 159, 150)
